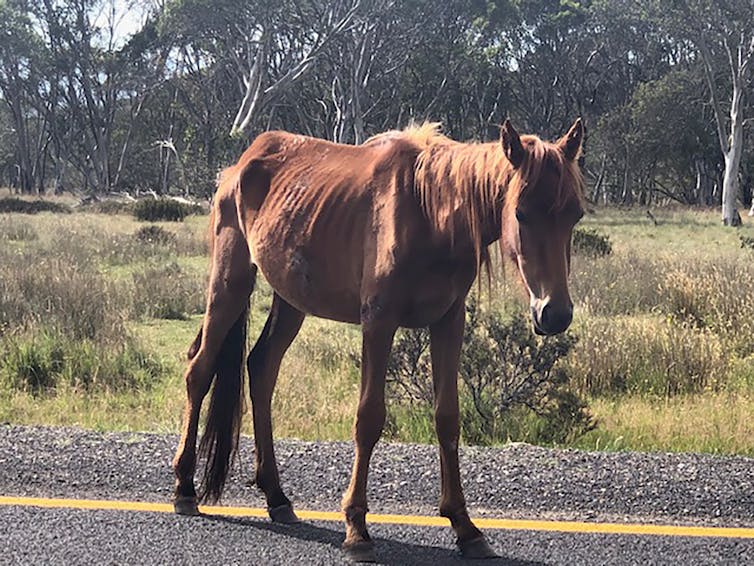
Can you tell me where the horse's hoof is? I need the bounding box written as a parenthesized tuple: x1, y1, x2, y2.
(458, 536, 498, 559)
(268, 503, 300, 524)
(174, 496, 200, 516)
(342, 541, 376, 563)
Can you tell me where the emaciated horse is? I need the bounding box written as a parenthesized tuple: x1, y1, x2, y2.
(171, 119, 585, 561)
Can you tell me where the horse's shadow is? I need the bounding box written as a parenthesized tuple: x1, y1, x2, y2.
(202, 514, 546, 566)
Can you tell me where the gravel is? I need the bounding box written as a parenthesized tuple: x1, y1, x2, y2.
(1, 424, 752, 528)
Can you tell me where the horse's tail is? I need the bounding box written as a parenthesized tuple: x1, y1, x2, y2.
(194, 162, 260, 503)
(197, 303, 250, 503)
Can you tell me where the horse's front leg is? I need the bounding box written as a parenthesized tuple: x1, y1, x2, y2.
(341, 312, 396, 563)
(430, 299, 497, 558)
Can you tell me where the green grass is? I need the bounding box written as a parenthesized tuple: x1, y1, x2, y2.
(1, 203, 753, 456)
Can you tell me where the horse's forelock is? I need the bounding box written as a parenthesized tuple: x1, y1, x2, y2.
(506, 137, 584, 216)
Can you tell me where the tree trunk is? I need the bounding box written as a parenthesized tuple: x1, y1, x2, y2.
(721, 78, 744, 225)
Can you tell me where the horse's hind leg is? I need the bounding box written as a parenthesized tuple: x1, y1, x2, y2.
(248, 293, 305, 522)
(430, 299, 496, 558)
(172, 213, 255, 515)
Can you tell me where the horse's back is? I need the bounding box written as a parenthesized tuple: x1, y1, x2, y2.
(237, 131, 424, 323)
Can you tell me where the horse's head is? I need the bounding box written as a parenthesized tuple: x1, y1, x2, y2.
(501, 119, 585, 336)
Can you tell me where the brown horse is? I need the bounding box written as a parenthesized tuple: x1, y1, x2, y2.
(171, 118, 585, 561)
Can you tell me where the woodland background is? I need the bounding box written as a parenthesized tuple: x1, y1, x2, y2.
(1, 0, 753, 216)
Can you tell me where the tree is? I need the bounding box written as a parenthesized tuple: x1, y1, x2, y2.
(641, 0, 754, 225)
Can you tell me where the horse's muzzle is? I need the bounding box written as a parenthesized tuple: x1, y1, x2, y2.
(531, 302, 573, 336)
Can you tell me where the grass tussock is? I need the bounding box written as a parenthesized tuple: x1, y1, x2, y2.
(567, 316, 727, 396)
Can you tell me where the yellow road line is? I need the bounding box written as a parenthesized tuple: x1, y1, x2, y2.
(1, 495, 753, 539)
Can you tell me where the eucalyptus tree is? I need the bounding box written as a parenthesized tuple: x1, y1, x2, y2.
(638, 0, 754, 224)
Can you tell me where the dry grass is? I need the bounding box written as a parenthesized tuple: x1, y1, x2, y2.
(579, 393, 754, 456)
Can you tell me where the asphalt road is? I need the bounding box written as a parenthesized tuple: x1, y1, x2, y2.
(0, 424, 752, 565)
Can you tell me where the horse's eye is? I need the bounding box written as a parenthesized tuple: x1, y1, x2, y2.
(516, 209, 528, 224)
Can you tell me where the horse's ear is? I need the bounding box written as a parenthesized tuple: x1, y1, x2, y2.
(501, 119, 525, 169)
(558, 118, 584, 161)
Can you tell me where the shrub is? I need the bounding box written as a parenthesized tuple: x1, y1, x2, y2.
(133, 198, 202, 222)
(134, 225, 176, 246)
(384, 304, 594, 446)
(86, 200, 134, 215)
(0, 197, 71, 214)
(573, 227, 612, 257)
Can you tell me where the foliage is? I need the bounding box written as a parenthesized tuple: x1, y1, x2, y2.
(134, 225, 177, 246)
(572, 228, 612, 257)
(2, 0, 752, 213)
(385, 304, 594, 446)
(0, 197, 71, 215)
(133, 199, 201, 222)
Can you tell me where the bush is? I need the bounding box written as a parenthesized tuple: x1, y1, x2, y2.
(86, 200, 135, 215)
(384, 304, 594, 446)
(573, 227, 612, 257)
(134, 225, 176, 246)
(133, 198, 202, 222)
(0, 197, 71, 214)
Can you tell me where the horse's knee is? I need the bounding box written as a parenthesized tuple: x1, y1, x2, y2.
(353, 400, 386, 449)
(434, 411, 460, 446)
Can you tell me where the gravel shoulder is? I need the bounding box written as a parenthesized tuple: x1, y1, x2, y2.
(1, 424, 752, 528)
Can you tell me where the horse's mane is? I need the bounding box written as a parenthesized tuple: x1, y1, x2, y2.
(389, 123, 584, 271)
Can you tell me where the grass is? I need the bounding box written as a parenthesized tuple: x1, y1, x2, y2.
(0, 203, 753, 457)
(578, 393, 754, 456)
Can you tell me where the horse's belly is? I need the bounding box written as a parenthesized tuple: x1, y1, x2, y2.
(253, 244, 362, 323)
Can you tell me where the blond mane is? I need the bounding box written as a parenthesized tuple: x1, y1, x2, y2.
(409, 124, 584, 270)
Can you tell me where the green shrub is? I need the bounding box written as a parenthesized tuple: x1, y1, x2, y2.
(573, 227, 612, 257)
(133, 198, 202, 222)
(384, 305, 593, 446)
(0, 197, 71, 214)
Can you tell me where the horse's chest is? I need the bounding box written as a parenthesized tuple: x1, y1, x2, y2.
(396, 260, 476, 327)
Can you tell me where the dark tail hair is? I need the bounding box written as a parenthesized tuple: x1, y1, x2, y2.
(197, 306, 249, 503)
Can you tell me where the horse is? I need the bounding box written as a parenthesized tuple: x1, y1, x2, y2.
(171, 118, 585, 562)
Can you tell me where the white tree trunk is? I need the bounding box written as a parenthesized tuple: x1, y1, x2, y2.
(721, 75, 745, 226)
